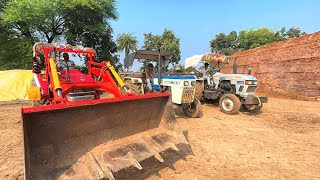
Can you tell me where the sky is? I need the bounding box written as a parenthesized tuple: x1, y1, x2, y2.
(111, 0, 320, 70)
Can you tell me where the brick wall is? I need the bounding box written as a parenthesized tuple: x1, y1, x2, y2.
(221, 32, 320, 101)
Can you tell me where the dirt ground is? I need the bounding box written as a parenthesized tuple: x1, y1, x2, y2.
(0, 97, 319, 179)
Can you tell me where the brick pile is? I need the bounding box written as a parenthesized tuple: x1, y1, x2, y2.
(221, 32, 320, 101)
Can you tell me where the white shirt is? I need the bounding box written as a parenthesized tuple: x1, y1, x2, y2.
(200, 67, 210, 77)
(57, 60, 76, 70)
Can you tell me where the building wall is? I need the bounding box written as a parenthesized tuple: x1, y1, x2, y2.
(221, 32, 320, 101)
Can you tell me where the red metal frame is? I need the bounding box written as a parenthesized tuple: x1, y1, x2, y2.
(22, 92, 170, 113)
(35, 47, 124, 104)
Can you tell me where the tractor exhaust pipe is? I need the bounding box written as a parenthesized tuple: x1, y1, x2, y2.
(233, 57, 238, 74)
(158, 49, 161, 86)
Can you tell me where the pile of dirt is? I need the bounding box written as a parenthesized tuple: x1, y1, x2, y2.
(222, 32, 320, 101)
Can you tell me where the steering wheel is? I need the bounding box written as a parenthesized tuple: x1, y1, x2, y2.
(55, 60, 70, 81)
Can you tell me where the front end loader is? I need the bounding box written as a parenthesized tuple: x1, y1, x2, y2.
(23, 43, 188, 179)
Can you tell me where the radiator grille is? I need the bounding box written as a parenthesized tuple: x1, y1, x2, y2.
(246, 86, 257, 92)
(181, 87, 195, 103)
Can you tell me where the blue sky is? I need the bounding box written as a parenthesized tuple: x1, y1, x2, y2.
(111, 0, 320, 70)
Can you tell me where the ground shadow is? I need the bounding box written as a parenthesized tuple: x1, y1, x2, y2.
(201, 99, 263, 116)
(174, 108, 191, 119)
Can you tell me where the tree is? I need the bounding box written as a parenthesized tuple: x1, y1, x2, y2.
(64, 4, 120, 70)
(210, 31, 238, 56)
(0, 0, 33, 70)
(116, 32, 138, 71)
(0, 22, 33, 70)
(278, 27, 307, 39)
(142, 29, 181, 65)
(116, 32, 138, 58)
(0, 0, 119, 70)
(210, 27, 307, 55)
(238, 28, 285, 50)
(2, 0, 117, 43)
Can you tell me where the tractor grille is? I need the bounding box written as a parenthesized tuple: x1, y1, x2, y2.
(67, 89, 96, 102)
(246, 86, 257, 92)
(181, 87, 195, 103)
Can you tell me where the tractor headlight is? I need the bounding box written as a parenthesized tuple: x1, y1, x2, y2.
(245, 80, 258, 85)
(184, 81, 189, 86)
(191, 81, 196, 86)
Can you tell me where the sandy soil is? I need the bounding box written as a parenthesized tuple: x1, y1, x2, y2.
(0, 98, 319, 179)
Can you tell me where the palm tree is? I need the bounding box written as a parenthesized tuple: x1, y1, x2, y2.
(116, 32, 138, 71)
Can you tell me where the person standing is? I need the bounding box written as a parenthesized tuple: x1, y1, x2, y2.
(200, 63, 212, 86)
(57, 53, 76, 70)
(145, 63, 154, 92)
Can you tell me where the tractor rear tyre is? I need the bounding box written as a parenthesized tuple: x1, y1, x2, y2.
(219, 94, 241, 115)
(242, 103, 263, 113)
(195, 81, 204, 100)
(183, 98, 202, 118)
(123, 80, 143, 95)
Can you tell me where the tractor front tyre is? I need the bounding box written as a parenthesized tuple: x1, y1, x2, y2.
(123, 80, 143, 95)
(195, 81, 204, 100)
(242, 103, 263, 113)
(183, 98, 202, 118)
(219, 94, 241, 115)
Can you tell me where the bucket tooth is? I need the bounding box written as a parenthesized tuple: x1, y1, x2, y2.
(89, 153, 115, 180)
(130, 158, 143, 170)
(140, 137, 164, 162)
(97, 169, 115, 180)
(89, 153, 112, 179)
(153, 152, 164, 162)
(103, 169, 115, 180)
(168, 143, 179, 151)
(181, 136, 189, 145)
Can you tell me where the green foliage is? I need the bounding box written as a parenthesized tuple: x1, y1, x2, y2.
(238, 28, 285, 50)
(210, 27, 307, 56)
(0, 38, 33, 70)
(0, 0, 119, 70)
(116, 32, 138, 56)
(0, 18, 33, 70)
(142, 29, 181, 65)
(278, 27, 307, 39)
(2, 0, 117, 43)
(64, 4, 120, 70)
(210, 31, 238, 56)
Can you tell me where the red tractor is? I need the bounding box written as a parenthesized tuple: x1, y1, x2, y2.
(29, 43, 130, 104)
(22, 43, 187, 179)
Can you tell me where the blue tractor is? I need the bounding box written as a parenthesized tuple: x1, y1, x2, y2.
(121, 50, 202, 118)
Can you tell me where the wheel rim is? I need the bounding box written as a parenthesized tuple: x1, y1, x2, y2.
(245, 105, 257, 111)
(187, 101, 196, 112)
(221, 98, 234, 111)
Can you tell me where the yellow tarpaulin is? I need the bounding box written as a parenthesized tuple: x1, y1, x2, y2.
(0, 70, 34, 101)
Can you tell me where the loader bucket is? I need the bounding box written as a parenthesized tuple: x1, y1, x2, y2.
(22, 93, 187, 180)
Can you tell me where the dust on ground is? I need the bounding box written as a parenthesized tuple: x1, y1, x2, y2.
(0, 98, 319, 179)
